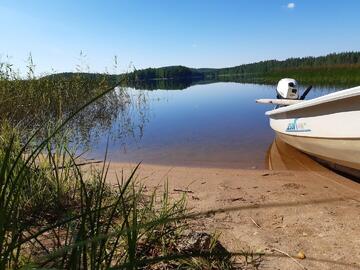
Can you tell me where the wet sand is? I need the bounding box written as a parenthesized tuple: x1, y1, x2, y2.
(101, 142, 360, 269)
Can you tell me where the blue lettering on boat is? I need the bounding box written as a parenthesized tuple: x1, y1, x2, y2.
(286, 118, 311, 132)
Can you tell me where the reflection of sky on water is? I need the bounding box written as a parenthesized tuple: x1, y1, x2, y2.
(87, 82, 339, 169)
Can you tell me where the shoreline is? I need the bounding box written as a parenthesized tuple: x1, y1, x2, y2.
(100, 158, 360, 269)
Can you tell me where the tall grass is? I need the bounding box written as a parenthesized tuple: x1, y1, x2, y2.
(0, 58, 235, 269)
(0, 104, 232, 270)
(0, 55, 151, 153)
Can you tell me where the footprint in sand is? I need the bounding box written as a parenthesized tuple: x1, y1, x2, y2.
(282, 183, 306, 190)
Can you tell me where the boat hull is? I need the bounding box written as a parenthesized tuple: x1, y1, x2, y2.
(266, 86, 360, 172)
(276, 132, 360, 171)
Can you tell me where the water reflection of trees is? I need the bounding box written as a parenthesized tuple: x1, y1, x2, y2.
(1, 73, 344, 153)
(125, 78, 200, 90)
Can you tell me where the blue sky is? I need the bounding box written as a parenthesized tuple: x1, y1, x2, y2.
(1, 0, 360, 74)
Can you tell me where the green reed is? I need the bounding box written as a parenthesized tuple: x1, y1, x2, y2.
(0, 58, 235, 269)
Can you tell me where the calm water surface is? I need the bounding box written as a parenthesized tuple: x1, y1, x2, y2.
(87, 82, 337, 169)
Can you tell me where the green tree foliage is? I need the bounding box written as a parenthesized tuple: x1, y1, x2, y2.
(125, 66, 204, 81)
(26, 51, 360, 86)
(201, 51, 360, 85)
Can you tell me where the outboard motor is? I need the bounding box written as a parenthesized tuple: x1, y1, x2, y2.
(276, 78, 299, 99)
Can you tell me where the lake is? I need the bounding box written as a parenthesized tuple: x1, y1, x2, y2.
(86, 82, 339, 169)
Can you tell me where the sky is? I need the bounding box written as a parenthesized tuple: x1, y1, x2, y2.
(1, 0, 360, 74)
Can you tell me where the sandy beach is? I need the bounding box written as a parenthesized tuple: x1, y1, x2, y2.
(101, 143, 360, 270)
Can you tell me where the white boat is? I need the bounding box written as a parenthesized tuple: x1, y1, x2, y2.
(258, 79, 360, 175)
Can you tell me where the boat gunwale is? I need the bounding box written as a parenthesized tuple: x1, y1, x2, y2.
(265, 85, 360, 116)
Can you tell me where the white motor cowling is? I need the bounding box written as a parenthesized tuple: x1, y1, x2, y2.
(276, 78, 299, 99)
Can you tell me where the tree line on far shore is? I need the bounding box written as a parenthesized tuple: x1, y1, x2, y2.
(200, 51, 360, 85)
(124, 51, 360, 85)
(41, 51, 360, 86)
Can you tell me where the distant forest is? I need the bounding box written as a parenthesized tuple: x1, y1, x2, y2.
(124, 51, 360, 85)
(203, 51, 360, 75)
(125, 66, 203, 81)
(43, 52, 360, 86)
(201, 51, 360, 85)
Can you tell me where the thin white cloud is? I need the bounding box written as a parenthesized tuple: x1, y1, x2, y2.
(287, 2, 295, 9)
